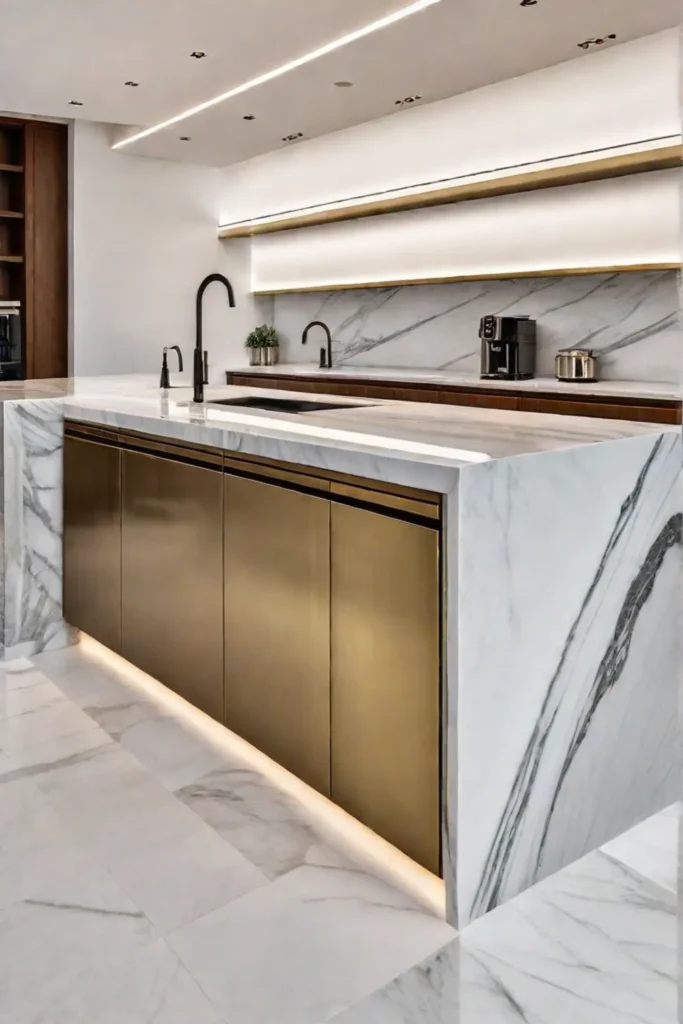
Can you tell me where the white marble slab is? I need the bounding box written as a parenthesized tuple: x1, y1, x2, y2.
(600, 802, 680, 894)
(235, 362, 682, 401)
(331, 843, 677, 1024)
(272, 270, 681, 384)
(166, 862, 455, 1024)
(454, 429, 682, 924)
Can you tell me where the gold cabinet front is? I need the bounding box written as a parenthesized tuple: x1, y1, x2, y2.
(330, 502, 441, 875)
(224, 473, 331, 796)
(121, 450, 224, 721)
(63, 434, 122, 654)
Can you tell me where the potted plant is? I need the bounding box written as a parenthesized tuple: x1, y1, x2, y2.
(245, 324, 279, 367)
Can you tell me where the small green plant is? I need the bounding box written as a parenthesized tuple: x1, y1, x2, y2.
(246, 324, 279, 348)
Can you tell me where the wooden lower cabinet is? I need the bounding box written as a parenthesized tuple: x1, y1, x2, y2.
(63, 433, 122, 654)
(121, 449, 224, 721)
(223, 472, 331, 796)
(330, 502, 441, 875)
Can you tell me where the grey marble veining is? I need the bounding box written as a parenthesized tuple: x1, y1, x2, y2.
(331, 807, 678, 1024)
(273, 270, 681, 383)
(454, 429, 682, 925)
(0, 377, 677, 944)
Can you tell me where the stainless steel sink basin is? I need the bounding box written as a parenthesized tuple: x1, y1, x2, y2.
(207, 396, 371, 414)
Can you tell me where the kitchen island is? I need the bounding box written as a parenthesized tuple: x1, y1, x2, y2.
(0, 376, 679, 930)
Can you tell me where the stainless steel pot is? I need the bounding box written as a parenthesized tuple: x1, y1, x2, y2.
(262, 347, 279, 366)
(248, 347, 264, 366)
(555, 348, 598, 383)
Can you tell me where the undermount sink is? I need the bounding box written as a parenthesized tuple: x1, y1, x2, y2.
(207, 396, 372, 414)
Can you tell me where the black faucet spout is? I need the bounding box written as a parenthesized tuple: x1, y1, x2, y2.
(194, 273, 236, 402)
(302, 320, 333, 370)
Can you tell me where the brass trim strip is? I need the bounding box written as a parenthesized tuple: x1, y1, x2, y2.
(116, 427, 223, 467)
(254, 263, 681, 295)
(223, 455, 331, 493)
(219, 145, 682, 239)
(65, 422, 120, 445)
(330, 481, 440, 521)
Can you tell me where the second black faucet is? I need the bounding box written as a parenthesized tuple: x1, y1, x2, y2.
(302, 320, 333, 369)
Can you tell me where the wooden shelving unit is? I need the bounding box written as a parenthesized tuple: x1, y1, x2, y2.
(0, 116, 68, 379)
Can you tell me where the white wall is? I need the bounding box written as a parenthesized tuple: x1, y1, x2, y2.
(220, 30, 681, 227)
(71, 121, 256, 378)
(251, 170, 681, 291)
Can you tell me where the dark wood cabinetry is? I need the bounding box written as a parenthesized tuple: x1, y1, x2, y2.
(226, 371, 681, 425)
(0, 117, 68, 380)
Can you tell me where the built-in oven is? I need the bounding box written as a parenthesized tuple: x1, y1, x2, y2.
(0, 301, 22, 379)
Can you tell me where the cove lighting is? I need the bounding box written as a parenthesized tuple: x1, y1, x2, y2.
(113, 0, 442, 149)
(79, 634, 446, 917)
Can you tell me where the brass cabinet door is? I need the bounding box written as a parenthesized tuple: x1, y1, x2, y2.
(63, 435, 122, 653)
(121, 450, 224, 721)
(224, 473, 331, 796)
(330, 503, 441, 875)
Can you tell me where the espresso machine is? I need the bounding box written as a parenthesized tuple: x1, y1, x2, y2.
(479, 314, 537, 381)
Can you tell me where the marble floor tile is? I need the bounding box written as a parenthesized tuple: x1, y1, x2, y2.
(0, 723, 115, 790)
(176, 764, 347, 880)
(332, 848, 676, 1024)
(40, 742, 268, 935)
(109, 713, 230, 792)
(167, 862, 455, 1024)
(600, 802, 679, 894)
(28, 937, 223, 1024)
(0, 675, 100, 754)
(0, 883, 155, 1023)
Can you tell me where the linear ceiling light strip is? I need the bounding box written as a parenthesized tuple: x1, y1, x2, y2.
(113, 0, 442, 150)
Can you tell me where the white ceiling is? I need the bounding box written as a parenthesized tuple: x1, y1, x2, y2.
(0, 0, 680, 167)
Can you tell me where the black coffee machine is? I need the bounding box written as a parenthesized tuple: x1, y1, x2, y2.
(479, 314, 537, 381)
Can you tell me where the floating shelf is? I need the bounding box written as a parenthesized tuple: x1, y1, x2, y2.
(0, 255, 24, 263)
(0, 163, 23, 173)
(220, 144, 682, 240)
(253, 262, 682, 295)
(0, 210, 23, 219)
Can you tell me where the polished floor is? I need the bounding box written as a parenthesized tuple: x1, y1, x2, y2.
(0, 642, 678, 1023)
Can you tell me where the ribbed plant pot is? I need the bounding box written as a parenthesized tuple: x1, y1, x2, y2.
(262, 347, 279, 366)
(248, 347, 264, 366)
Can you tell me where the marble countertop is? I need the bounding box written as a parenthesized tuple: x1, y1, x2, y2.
(46, 376, 678, 474)
(230, 364, 681, 402)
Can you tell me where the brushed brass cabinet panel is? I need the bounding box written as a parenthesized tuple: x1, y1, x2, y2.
(224, 473, 331, 796)
(331, 504, 441, 875)
(63, 435, 121, 653)
(121, 451, 224, 721)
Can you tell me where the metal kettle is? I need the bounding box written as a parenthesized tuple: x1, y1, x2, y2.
(555, 348, 598, 383)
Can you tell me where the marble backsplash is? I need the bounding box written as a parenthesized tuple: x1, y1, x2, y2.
(270, 270, 681, 384)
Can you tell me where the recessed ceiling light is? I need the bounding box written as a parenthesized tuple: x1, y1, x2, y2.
(282, 132, 303, 142)
(190, 50, 206, 59)
(334, 81, 354, 88)
(395, 94, 422, 106)
(179, 136, 191, 141)
(113, 0, 442, 150)
(577, 33, 616, 49)
(243, 114, 256, 121)
(125, 81, 139, 87)
(68, 100, 84, 106)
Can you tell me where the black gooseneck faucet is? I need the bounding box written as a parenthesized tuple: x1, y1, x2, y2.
(302, 320, 333, 369)
(194, 273, 236, 403)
